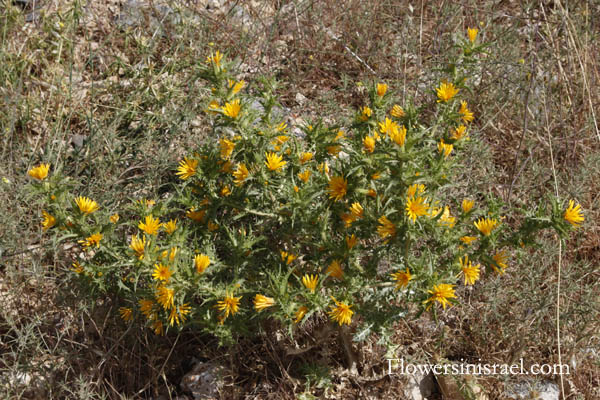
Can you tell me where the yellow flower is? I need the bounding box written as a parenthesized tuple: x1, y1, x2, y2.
(298, 170, 311, 183)
(75, 196, 99, 214)
(467, 28, 479, 43)
(207, 100, 220, 113)
(280, 251, 296, 265)
(424, 283, 456, 310)
(28, 163, 50, 180)
(407, 184, 425, 198)
(363, 135, 375, 153)
(563, 200, 584, 227)
(328, 176, 347, 201)
(334, 130, 345, 141)
(491, 251, 508, 274)
(438, 139, 453, 158)
(436, 82, 459, 103)
(195, 254, 211, 274)
(119, 307, 133, 322)
(187, 208, 206, 222)
(176, 157, 198, 180)
(359, 106, 372, 121)
(294, 306, 308, 323)
(346, 234, 358, 249)
(168, 303, 191, 326)
(460, 236, 478, 245)
(139, 215, 161, 235)
(79, 233, 102, 248)
(328, 297, 353, 326)
(139, 299, 155, 319)
(130, 234, 146, 259)
(376, 83, 388, 96)
(110, 213, 120, 224)
(367, 188, 377, 198)
(299, 152, 313, 164)
(41, 211, 56, 231)
(220, 185, 231, 197)
(318, 162, 330, 175)
(326, 259, 343, 279)
(156, 286, 175, 310)
(390, 104, 405, 118)
(406, 196, 429, 223)
(222, 99, 241, 119)
(206, 50, 223, 66)
(230, 80, 246, 94)
(460, 256, 480, 285)
(391, 268, 414, 289)
(459, 101, 474, 123)
(152, 263, 172, 282)
(71, 262, 84, 274)
(377, 215, 396, 238)
(371, 172, 381, 180)
(265, 152, 287, 171)
(389, 125, 407, 147)
(219, 138, 235, 160)
(302, 274, 319, 293)
(151, 320, 164, 335)
(439, 206, 456, 228)
(215, 293, 242, 318)
(378, 117, 399, 137)
(164, 219, 177, 234)
(340, 212, 356, 228)
(207, 221, 219, 231)
(451, 125, 468, 141)
(349, 202, 364, 219)
(253, 294, 275, 311)
(461, 199, 474, 213)
(474, 217, 498, 236)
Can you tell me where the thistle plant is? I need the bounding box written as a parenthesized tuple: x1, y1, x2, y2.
(29, 30, 584, 349)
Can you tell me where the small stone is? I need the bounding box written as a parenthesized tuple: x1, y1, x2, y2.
(180, 361, 226, 400)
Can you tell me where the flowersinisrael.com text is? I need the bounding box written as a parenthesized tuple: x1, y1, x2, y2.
(387, 358, 570, 376)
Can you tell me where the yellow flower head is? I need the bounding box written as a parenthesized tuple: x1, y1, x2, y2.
(187, 208, 206, 222)
(176, 157, 198, 180)
(436, 82, 459, 103)
(110, 213, 120, 224)
(459, 101, 474, 123)
(298, 170, 311, 183)
(280, 251, 296, 265)
(164, 219, 177, 234)
(462, 199, 475, 213)
(222, 99, 241, 119)
(460, 236, 478, 245)
(139, 215, 161, 235)
(391, 104, 405, 118)
(326, 259, 343, 279)
(391, 268, 414, 289)
(219, 138, 235, 160)
(168, 303, 191, 326)
(451, 125, 468, 141)
(377, 215, 396, 239)
(302, 274, 319, 293)
(294, 306, 308, 323)
(231, 163, 249, 186)
(406, 196, 429, 223)
(139, 299, 155, 319)
(346, 234, 358, 249)
(390, 125, 407, 147)
(130, 234, 146, 259)
(460, 256, 480, 285)
(491, 251, 508, 274)
(467, 28, 479, 43)
(28, 163, 50, 180)
(407, 183, 425, 198)
(215, 293, 242, 319)
(156, 286, 175, 310)
(152, 320, 164, 335)
(220, 185, 231, 197)
(563, 200, 584, 227)
(195, 254, 211, 274)
(424, 283, 456, 310)
(299, 152, 313, 164)
(79, 233, 103, 248)
(119, 307, 133, 322)
(152, 263, 172, 282)
(265, 152, 287, 171)
(378, 117, 399, 137)
(75, 196, 99, 214)
(206, 50, 223, 66)
(349, 202, 364, 219)
(253, 294, 275, 311)
(328, 176, 347, 201)
(41, 211, 56, 231)
(328, 297, 353, 326)
(438, 139, 453, 158)
(376, 83, 388, 97)
(363, 135, 375, 153)
(230, 80, 246, 94)
(474, 217, 498, 236)
(439, 206, 456, 228)
(359, 106, 372, 121)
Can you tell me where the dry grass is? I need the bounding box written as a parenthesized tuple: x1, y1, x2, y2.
(1, 0, 598, 398)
